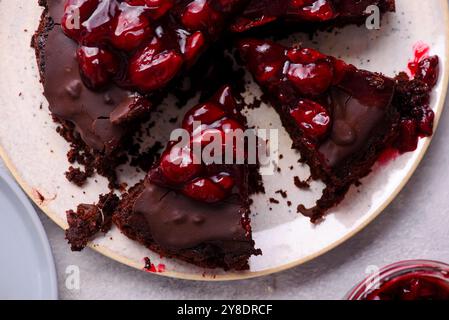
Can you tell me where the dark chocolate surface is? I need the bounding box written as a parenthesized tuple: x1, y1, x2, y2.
(133, 179, 248, 250)
(43, 25, 130, 152)
(319, 70, 395, 167)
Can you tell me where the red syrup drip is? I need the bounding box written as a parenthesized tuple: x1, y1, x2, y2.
(377, 147, 399, 166)
(379, 41, 437, 164)
(407, 41, 430, 77)
(143, 257, 166, 273)
(362, 272, 449, 300)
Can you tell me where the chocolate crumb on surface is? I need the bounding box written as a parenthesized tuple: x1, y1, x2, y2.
(275, 189, 288, 198)
(65, 192, 119, 251)
(294, 176, 310, 189)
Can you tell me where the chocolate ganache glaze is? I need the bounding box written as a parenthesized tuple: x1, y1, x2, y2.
(319, 69, 395, 167)
(132, 179, 249, 250)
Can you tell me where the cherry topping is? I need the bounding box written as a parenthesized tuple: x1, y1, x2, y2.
(125, 0, 174, 19)
(218, 118, 244, 134)
(415, 56, 439, 88)
(61, 0, 100, 41)
(181, 0, 223, 35)
(150, 86, 242, 204)
(418, 106, 435, 136)
(287, 61, 334, 96)
(287, 47, 327, 64)
(182, 177, 227, 203)
(110, 3, 153, 51)
(129, 46, 184, 92)
(213, 85, 237, 111)
(230, 16, 277, 33)
(290, 99, 330, 139)
(183, 31, 206, 66)
(287, 0, 336, 21)
(395, 119, 418, 153)
(210, 173, 235, 192)
(238, 39, 286, 84)
(81, 0, 119, 45)
(159, 145, 202, 184)
(182, 102, 227, 132)
(331, 58, 349, 85)
(77, 46, 119, 89)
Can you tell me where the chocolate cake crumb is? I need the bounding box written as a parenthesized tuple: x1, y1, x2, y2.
(66, 192, 119, 251)
(269, 198, 280, 204)
(294, 176, 310, 189)
(297, 204, 315, 218)
(65, 166, 93, 187)
(275, 190, 288, 198)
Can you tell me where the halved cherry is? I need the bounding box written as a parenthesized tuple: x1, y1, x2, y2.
(331, 58, 349, 85)
(61, 0, 100, 41)
(287, 61, 334, 96)
(287, 47, 327, 64)
(210, 173, 235, 193)
(125, 0, 174, 19)
(238, 39, 286, 84)
(182, 102, 226, 132)
(129, 47, 183, 92)
(396, 119, 418, 153)
(77, 46, 119, 89)
(159, 145, 202, 184)
(81, 0, 119, 45)
(181, 0, 223, 35)
(415, 56, 439, 88)
(110, 3, 153, 51)
(182, 177, 227, 203)
(287, 0, 335, 21)
(289, 99, 330, 139)
(146, 0, 174, 19)
(183, 31, 206, 66)
(418, 106, 435, 136)
(213, 85, 237, 113)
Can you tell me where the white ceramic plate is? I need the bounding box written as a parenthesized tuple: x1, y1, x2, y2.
(0, 0, 448, 281)
(0, 168, 57, 299)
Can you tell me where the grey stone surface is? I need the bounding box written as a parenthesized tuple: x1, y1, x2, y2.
(24, 91, 448, 300)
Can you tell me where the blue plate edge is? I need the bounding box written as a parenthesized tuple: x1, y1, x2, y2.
(0, 170, 58, 300)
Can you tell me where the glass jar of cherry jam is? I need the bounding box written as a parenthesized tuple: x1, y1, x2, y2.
(346, 260, 449, 300)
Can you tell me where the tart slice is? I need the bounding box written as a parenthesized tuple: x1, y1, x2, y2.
(231, 0, 396, 33)
(238, 39, 438, 221)
(113, 86, 261, 270)
(34, 0, 249, 186)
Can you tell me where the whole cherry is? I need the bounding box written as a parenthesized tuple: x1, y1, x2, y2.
(289, 99, 331, 139)
(128, 43, 184, 92)
(110, 3, 153, 51)
(61, 0, 100, 41)
(77, 46, 119, 89)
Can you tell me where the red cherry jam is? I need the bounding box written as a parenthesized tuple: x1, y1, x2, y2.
(61, 0, 246, 93)
(348, 261, 449, 301)
(149, 86, 245, 203)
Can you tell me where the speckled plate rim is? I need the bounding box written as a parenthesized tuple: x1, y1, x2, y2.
(1, 0, 448, 281)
